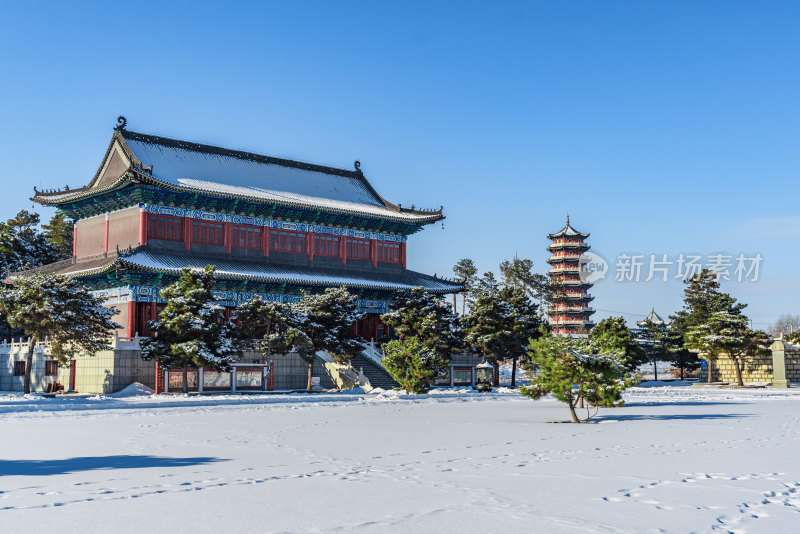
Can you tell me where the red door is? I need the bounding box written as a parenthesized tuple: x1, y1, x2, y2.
(69, 360, 76, 391)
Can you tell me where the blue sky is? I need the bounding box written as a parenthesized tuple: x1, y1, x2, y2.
(1, 1, 798, 329)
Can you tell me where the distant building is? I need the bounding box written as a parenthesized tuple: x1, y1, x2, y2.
(546, 216, 596, 334)
(636, 308, 668, 329)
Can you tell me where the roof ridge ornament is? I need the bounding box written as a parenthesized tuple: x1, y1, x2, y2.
(566, 213, 570, 226)
(354, 160, 361, 173)
(115, 116, 127, 130)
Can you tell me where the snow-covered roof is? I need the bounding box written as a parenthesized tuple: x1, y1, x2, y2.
(547, 215, 589, 239)
(10, 249, 463, 294)
(34, 122, 444, 223)
(636, 308, 668, 327)
(119, 250, 462, 293)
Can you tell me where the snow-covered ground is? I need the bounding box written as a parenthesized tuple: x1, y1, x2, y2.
(2, 385, 799, 533)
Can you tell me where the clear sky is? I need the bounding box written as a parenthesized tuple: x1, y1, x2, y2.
(1, 1, 798, 329)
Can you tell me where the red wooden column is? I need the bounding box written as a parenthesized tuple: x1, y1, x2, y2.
(127, 301, 136, 337)
(262, 227, 270, 257)
(224, 222, 233, 254)
(307, 231, 314, 261)
(183, 216, 192, 250)
(139, 210, 148, 246)
(371, 239, 378, 268)
(400, 242, 407, 268)
(72, 223, 77, 256)
(340, 234, 347, 264)
(103, 215, 109, 253)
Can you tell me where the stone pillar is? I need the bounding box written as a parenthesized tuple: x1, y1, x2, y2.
(771, 339, 790, 388)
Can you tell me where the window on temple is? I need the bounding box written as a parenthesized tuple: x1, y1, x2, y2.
(271, 231, 305, 253)
(148, 215, 183, 241)
(14, 361, 25, 376)
(313, 235, 339, 257)
(192, 220, 224, 245)
(377, 241, 401, 263)
(232, 224, 262, 249)
(45, 360, 58, 376)
(347, 238, 370, 260)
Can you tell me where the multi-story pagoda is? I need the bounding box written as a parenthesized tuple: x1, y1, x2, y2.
(546, 216, 595, 334)
(27, 118, 462, 342)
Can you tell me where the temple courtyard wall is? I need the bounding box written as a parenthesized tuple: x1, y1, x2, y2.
(0, 337, 335, 394)
(697, 342, 800, 384)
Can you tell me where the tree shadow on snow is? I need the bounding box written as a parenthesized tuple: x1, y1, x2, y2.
(0, 455, 227, 476)
(624, 401, 742, 407)
(589, 413, 753, 423)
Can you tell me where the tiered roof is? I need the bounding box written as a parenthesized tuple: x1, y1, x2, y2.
(547, 215, 590, 240)
(11, 248, 462, 294)
(636, 308, 668, 327)
(33, 118, 443, 225)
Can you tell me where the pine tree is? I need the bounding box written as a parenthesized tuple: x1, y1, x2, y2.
(381, 286, 461, 363)
(469, 272, 501, 307)
(452, 258, 477, 315)
(636, 320, 667, 380)
(381, 336, 443, 393)
(520, 335, 638, 423)
(687, 305, 769, 386)
(462, 285, 514, 369)
(140, 266, 237, 393)
(42, 213, 75, 259)
(232, 296, 293, 361)
(502, 285, 542, 386)
(295, 286, 364, 363)
(285, 328, 316, 391)
(673, 269, 746, 382)
(0, 211, 73, 340)
(0, 210, 60, 275)
(499, 256, 551, 317)
(0, 272, 121, 393)
(590, 317, 646, 370)
(658, 325, 700, 379)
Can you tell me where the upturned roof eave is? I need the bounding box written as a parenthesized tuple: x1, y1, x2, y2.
(116, 256, 461, 294)
(32, 171, 444, 225)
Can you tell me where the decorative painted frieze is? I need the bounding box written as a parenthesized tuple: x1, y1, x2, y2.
(91, 285, 390, 314)
(139, 203, 407, 243)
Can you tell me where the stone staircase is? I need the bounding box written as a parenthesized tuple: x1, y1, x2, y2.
(350, 352, 398, 390)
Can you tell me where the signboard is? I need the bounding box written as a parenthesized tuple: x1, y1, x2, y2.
(311, 377, 321, 386)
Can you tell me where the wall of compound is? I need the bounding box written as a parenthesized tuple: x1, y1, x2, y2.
(697, 346, 800, 383)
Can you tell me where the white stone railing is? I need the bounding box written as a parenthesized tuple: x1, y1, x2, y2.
(0, 338, 50, 355)
(361, 339, 386, 368)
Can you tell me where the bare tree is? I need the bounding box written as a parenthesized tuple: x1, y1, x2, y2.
(769, 313, 800, 337)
